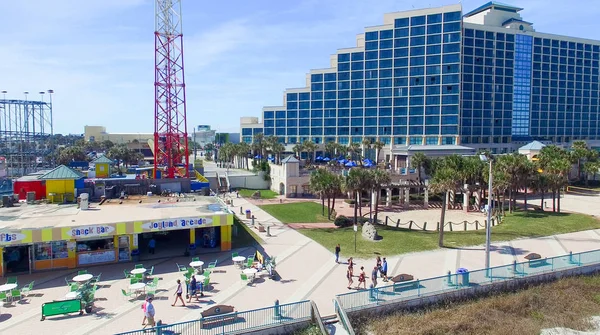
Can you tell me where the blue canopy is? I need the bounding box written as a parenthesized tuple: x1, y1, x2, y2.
(345, 161, 357, 167)
(323, 157, 331, 161)
(316, 156, 323, 161)
(363, 159, 372, 164)
(363, 162, 374, 167)
(254, 155, 262, 159)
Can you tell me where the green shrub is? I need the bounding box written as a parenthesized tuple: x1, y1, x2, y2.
(334, 215, 353, 227)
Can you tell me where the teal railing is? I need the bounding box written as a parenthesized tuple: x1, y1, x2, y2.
(336, 249, 600, 312)
(334, 297, 355, 335)
(115, 300, 312, 335)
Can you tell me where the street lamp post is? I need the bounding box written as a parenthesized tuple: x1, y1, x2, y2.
(480, 154, 493, 273)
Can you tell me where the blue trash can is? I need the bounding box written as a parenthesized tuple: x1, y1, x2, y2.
(189, 244, 197, 256)
(456, 268, 469, 286)
(245, 209, 251, 219)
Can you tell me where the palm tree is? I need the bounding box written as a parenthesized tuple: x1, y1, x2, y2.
(237, 142, 251, 169)
(583, 161, 600, 185)
(324, 141, 337, 158)
(371, 169, 391, 223)
(571, 140, 590, 182)
(292, 143, 304, 159)
(539, 145, 570, 212)
(271, 142, 285, 164)
(410, 152, 429, 182)
(302, 140, 317, 164)
(309, 169, 327, 216)
(429, 166, 460, 247)
(345, 169, 365, 226)
(326, 174, 344, 220)
(252, 133, 266, 160)
(347, 142, 360, 160)
(372, 140, 385, 164)
(361, 138, 372, 160)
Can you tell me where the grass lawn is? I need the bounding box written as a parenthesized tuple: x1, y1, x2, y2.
(356, 274, 600, 335)
(299, 211, 600, 258)
(259, 202, 332, 223)
(238, 188, 279, 199)
(231, 217, 263, 247)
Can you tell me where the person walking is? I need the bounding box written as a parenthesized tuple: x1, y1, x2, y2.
(141, 297, 148, 325)
(142, 297, 155, 330)
(381, 257, 389, 282)
(346, 267, 354, 289)
(187, 275, 197, 303)
(371, 266, 379, 288)
(148, 238, 156, 255)
(172, 279, 186, 307)
(335, 244, 341, 263)
(376, 256, 382, 275)
(357, 266, 366, 290)
(348, 257, 354, 277)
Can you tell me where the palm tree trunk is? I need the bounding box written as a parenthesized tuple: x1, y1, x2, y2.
(353, 191, 359, 226)
(438, 191, 447, 247)
(508, 188, 513, 213)
(369, 189, 373, 223)
(523, 186, 528, 211)
(552, 189, 556, 212)
(331, 195, 337, 219)
(374, 188, 381, 223)
(321, 193, 325, 216)
(327, 197, 332, 219)
(540, 191, 545, 211)
(359, 193, 363, 217)
(557, 188, 561, 213)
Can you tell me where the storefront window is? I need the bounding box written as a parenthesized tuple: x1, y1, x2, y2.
(118, 236, 130, 262)
(35, 241, 68, 260)
(77, 238, 116, 266)
(76, 238, 114, 252)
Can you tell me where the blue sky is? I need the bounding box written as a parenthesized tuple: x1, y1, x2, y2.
(1, 0, 599, 135)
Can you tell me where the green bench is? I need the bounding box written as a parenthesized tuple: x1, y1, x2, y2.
(199, 305, 238, 329)
(41, 299, 83, 321)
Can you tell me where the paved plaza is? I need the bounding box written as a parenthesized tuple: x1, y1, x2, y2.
(1, 192, 600, 334)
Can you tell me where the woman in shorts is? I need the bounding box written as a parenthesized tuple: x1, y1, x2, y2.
(171, 279, 186, 307)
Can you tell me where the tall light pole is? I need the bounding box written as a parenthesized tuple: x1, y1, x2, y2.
(480, 154, 493, 273)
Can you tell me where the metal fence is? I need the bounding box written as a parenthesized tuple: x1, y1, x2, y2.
(115, 300, 312, 335)
(336, 249, 600, 312)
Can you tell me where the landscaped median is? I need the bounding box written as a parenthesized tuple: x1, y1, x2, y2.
(238, 188, 279, 199)
(257, 202, 600, 258)
(259, 201, 334, 223)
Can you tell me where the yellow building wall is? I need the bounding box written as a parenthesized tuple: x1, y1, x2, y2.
(220, 225, 232, 251)
(46, 179, 75, 196)
(96, 163, 110, 178)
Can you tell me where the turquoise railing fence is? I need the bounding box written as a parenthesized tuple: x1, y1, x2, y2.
(334, 297, 355, 335)
(114, 300, 312, 335)
(336, 249, 600, 312)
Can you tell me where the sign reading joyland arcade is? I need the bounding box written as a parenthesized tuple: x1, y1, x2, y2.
(142, 218, 214, 232)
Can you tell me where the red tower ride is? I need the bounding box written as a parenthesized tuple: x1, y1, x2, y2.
(154, 0, 189, 178)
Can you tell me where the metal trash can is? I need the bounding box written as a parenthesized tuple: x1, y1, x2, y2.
(245, 209, 251, 219)
(456, 268, 469, 286)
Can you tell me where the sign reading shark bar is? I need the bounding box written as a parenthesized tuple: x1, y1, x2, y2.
(141, 218, 214, 231)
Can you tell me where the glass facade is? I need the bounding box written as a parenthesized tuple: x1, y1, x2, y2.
(249, 3, 600, 149)
(261, 10, 463, 146)
(461, 28, 515, 146)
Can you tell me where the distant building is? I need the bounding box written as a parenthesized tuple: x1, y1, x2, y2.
(240, 1, 600, 159)
(84, 126, 153, 144)
(192, 125, 217, 148)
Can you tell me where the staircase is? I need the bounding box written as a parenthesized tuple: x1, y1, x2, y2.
(323, 315, 350, 335)
(217, 173, 229, 192)
(194, 170, 209, 183)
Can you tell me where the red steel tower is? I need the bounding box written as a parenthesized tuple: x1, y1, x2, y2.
(154, 0, 189, 178)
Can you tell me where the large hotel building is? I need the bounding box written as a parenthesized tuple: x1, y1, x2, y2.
(240, 2, 600, 159)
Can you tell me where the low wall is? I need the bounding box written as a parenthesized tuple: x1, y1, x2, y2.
(228, 173, 269, 190)
(346, 262, 600, 322)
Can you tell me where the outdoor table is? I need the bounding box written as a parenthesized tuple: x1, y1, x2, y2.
(130, 268, 147, 275)
(129, 282, 146, 297)
(189, 261, 204, 272)
(196, 275, 206, 282)
(232, 256, 246, 268)
(73, 274, 93, 282)
(0, 283, 17, 293)
(64, 291, 80, 300)
(243, 268, 258, 282)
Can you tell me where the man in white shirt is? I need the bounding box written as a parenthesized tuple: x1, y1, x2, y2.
(143, 297, 156, 329)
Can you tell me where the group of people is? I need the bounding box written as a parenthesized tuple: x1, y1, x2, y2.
(335, 244, 389, 290)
